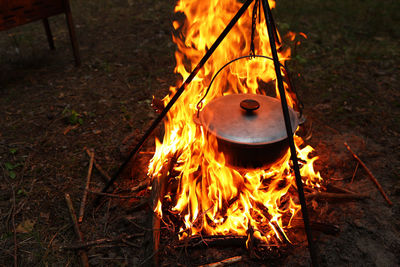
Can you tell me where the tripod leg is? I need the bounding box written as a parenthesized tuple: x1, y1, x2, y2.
(264, 3, 281, 46)
(260, 0, 319, 266)
(99, 0, 255, 196)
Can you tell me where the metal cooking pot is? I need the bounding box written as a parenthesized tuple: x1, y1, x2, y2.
(199, 93, 299, 169)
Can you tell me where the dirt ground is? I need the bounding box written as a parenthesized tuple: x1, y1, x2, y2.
(0, 0, 399, 266)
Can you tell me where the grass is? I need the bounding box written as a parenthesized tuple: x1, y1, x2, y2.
(274, 0, 399, 135)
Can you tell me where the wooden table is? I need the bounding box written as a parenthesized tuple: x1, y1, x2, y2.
(0, 0, 81, 66)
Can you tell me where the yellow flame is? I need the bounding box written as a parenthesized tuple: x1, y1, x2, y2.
(147, 0, 323, 245)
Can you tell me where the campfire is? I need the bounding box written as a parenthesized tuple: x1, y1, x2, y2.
(48, 1, 393, 266)
(147, 0, 322, 250)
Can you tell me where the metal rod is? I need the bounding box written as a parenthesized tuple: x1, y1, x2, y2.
(260, 0, 318, 266)
(99, 0, 255, 195)
(264, 3, 281, 46)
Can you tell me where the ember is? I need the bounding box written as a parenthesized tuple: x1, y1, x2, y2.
(148, 0, 323, 248)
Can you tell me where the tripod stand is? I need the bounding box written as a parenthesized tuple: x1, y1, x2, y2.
(100, 0, 318, 265)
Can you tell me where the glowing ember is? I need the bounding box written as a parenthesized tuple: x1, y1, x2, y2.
(147, 0, 323, 245)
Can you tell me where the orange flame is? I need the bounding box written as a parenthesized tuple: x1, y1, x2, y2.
(148, 0, 323, 245)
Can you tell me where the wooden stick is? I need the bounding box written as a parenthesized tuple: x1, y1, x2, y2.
(61, 233, 144, 250)
(63, 124, 79, 135)
(85, 189, 142, 199)
(139, 151, 155, 155)
(84, 148, 111, 183)
(326, 184, 357, 195)
(350, 162, 359, 184)
(175, 235, 249, 249)
(306, 192, 369, 201)
(79, 149, 95, 223)
(246, 222, 255, 258)
(199, 256, 243, 267)
(344, 142, 393, 206)
(11, 187, 18, 267)
(64, 194, 89, 267)
(131, 180, 150, 192)
(144, 156, 176, 266)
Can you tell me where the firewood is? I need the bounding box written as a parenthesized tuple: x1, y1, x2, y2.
(143, 156, 177, 266)
(85, 147, 111, 183)
(344, 142, 392, 206)
(78, 149, 94, 223)
(175, 235, 249, 249)
(64, 194, 89, 267)
(199, 256, 243, 267)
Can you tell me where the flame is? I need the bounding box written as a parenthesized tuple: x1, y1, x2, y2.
(147, 0, 323, 245)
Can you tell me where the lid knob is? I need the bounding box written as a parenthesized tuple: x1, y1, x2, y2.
(240, 99, 260, 112)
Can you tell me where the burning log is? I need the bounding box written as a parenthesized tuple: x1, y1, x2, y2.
(175, 235, 249, 249)
(199, 256, 243, 267)
(143, 156, 177, 266)
(64, 194, 89, 267)
(344, 142, 393, 206)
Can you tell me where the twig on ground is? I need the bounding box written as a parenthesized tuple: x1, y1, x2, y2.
(84, 147, 111, 183)
(131, 180, 150, 193)
(199, 256, 243, 267)
(61, 233, 144, 250)
(79, 149, 95, 223)
(64, 194, 89, 267)
(139, 151, 155, 155)
(124, 216, 152, 231)
(344, 142, 393, 206)
(326, 184, 358, 195)
(351, 162, 359, 184)
(306, 191, 369, 201)
(63, 124, 79, 135)
(39, 232, 59, 264)
(85, 189, 142, 199)
(104, 199, 111, 233)
(11, 187, 17, 267)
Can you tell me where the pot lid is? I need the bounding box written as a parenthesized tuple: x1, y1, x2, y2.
(199, 94, 299, 145)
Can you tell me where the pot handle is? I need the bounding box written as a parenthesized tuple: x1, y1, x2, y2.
(196, 55, 293, 118)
